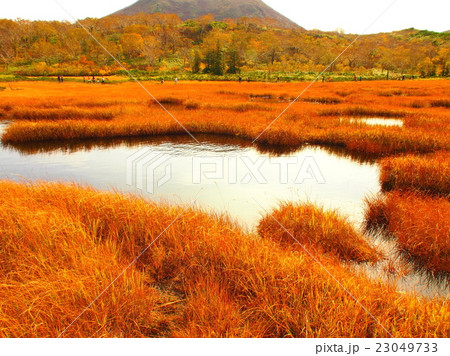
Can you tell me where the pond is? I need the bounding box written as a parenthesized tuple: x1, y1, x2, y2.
(347, 118, 404, 127)
(0, 133, 379, 228)
(0, 127, 447, 297)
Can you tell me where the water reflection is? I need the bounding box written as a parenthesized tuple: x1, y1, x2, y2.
(4, 134, 380, 165)
(0, 122, 8, 136)
(1, 134, 380, 228)
(354, 230, 449, 298)
(346, 118, 404, 127)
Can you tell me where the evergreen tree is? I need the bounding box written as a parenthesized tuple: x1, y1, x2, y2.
(226, 48, 241, 74)
(203, 42, 224, 76)
(192, 51, 201, 73)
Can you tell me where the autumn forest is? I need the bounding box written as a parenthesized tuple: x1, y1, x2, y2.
(0, 13, 448, 80)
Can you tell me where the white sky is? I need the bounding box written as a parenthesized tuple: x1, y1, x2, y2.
(0, 0, 448, 34)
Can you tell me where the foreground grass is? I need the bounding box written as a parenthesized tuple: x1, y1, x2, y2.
(0, 181, 448, 338)
(365, 191, 450, 275)
(1, 80, 449, 155)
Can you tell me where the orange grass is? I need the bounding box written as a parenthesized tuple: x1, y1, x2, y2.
(380, 151, 450, 196)
(0, 80, 449, 155)
(318, 106, 407, 118)
(7, 107, 116, 121)
(0, 181, 448, 338)
(365, 191, 450, 274)
(430, 99, 450, 108)
(302, 96, 342, 104)
(258, 203, 381, 263)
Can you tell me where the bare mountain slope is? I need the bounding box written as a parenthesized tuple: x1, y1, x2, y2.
(113, 0, 300, 28)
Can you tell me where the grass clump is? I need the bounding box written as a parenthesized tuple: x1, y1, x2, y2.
(380, 151, 450, 196)
(407, 100, 428, 108)
(1, 120, 183, 143)
(335, 90, 354, 97)
(258, 203, 381, 263)
(378, 90, 404, 97)
(430, 99, 450, 108)
(303, 97, 342, 104)
(249, 93, 275, 100)
(184, 100, 201, 110)
(319, 106, 406, 118)
(204, 102, 270, 112)
(9, 107, 115, 121)
(365, 191, 450, 274)
(150, 97, 185, 106)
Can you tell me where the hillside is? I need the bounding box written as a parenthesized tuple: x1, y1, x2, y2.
(0, 14, 448, 79)
(113, 0, 300, 28)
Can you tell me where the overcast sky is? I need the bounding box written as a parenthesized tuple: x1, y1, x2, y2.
(1, 0, 448, 34)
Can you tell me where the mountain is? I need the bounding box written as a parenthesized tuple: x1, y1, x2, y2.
(113, 0, 300, 28)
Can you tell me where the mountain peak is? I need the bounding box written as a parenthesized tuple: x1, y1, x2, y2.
(113, 0, 300, 28)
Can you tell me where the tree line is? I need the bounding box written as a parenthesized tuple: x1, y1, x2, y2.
(0, 13, 448, 78)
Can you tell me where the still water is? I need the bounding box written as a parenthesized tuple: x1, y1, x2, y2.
(342, 118, 404, 127)
(350, 118, 404, 127)
(0, 133, 379, 228)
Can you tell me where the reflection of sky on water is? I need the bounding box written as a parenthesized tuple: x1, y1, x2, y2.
(347, 118, 404, 127)
(0, 122, 8, 136)
(0, 135, 380, 230)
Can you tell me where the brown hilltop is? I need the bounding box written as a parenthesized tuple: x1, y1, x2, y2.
(113, 0, 301, 28)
